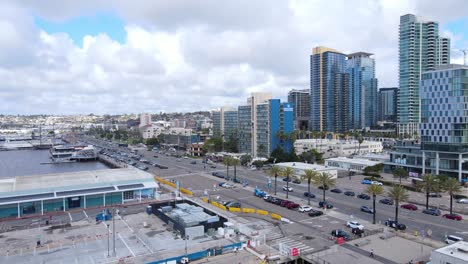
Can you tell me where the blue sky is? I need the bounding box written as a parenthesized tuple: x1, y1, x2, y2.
(34, 13, 126, 46)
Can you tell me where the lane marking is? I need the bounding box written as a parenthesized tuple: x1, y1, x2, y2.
(68, 212, 73, 221)
(83, 210, 88, 218)
(118, 214, 133, 232)
(118, 233, 135, 257)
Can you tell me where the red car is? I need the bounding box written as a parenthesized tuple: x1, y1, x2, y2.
(400, 204, 418, 211)
(287, 202, 300, 209)
(443, 213, 463, 221)
(280, 200, 292, 207)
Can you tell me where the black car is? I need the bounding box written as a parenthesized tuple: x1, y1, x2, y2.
(352, 227, 364, 236)
(190, 161, 196, 164)
(272, 198, 283, 205)
(385, 219, 406, 230)
(266, 196, 275, 203)
(308, 209, 324, 217)
(319, 201, 333, 209)
(292, 179, 302, 184)
(357, 194, 370, 200)
(330, 188, 342, 193)
(428, 193, 442, 198)
(422, 208, 441, 216)
(153, 155, 158, 158)
(283, 177, 292, 182)
(318, 185, 329, 190)
(360, 206, 374, 213)
(379, 198, 394, 205)
(453, 194, 468, 200)
(330, 229, 350, 240)
(304, 192, 316, 198)
(233, 178, 241, 184)
(344, 191, 355, 197)
(210, 165, 217, 168)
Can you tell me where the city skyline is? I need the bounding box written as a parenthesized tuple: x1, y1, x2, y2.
(0, 1, 467, 115)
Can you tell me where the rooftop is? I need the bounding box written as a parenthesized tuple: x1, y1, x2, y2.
(276, 162, 336, 171)
(325, 157, 381, 166)
(434, 241, 468, 261)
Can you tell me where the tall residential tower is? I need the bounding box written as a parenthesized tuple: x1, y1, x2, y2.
(287, 89, 310, 130)
(398, 14, 450, 136)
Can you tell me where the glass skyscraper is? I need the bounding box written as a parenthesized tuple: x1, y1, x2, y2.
(398, 14, 450, 137)
(378, 87, 398, 122)
(287, 89, 310, 130)
(347, 52, 378, 129)
(310, 46, 349, 133)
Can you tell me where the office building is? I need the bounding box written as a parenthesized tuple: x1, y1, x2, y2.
(287, 89, 310, 130)
(347, 52, 378, 129)
(379, 87, 398, 122)
(420, 64, 468, 182)
(212, 107, 238, 141)
(310, 46, 349, 133)
(398, 14, 451, 137)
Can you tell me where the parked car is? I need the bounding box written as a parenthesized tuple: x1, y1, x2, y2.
(379, 198, 394, 205)
(308, 210, 324, 217)
(428, 192, 442, 198)
(453, 194, 467, 200)
(225, 201, 241, 209)
(352, 228, 365, 236)
(304, 192, 316, 198)
(218, 182, 226, 187)
(371, 181, 383, 186)
(287, 202, 300, 210)
(346, 221, 364, 230)
(357, 193, 371, 200)
(272, 198, 283, 205)
(263, 194, 271, 201)
(319, 201, 333, 209)
(401, 203, 418, 211)
(422, 208, 441, 216)
(385, 219, 406, 230)
(344, 191, 355, 197)
(299, 205, 313, 212)
(221, 183, 235, 189)
(282, 186, 293, 192)
(280, 200, 292, 207)
(292, 178, 302, 184)
(361, 179, 372, 185)
(457, 198, 468, 204)
(210, 165, 217, 168)
(443, 213, 463, 221)
(190, 161, 197, 164)
(330, 229, 350, 240)
(318, 185, 329, 190)
(445, 235, 464, 244)
(360, 206, 374, 213)
(330, 188, 342, 193)
(282, 177, 292, 182)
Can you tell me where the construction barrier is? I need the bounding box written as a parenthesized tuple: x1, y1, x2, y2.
(180, 188, 193, 196)
(219, 205, 227, 211)
(155, 177, 177, 188)
(201, 197, 209, 203)
(229, 207, 241, 212)
(256, 209, 269, 215)
(271, 213, 282, 220)
(211, 201, 219, 207)
(242, 208, 255, 213)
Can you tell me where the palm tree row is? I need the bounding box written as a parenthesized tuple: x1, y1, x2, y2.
(222, 156, 240, 182)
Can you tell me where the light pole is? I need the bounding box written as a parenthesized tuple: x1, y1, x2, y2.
(184, 235, 190, 256)
(113, 208, 116, 257)
(107, 223, 110, 257)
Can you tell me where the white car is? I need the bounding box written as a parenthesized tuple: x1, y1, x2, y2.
(457, 198, 468, 204)
(298, 205, 313, 212)
(263, 194, 271, 200)
(346, 221, 364, 230)
(371, 181, 383, 186)
(221, 183, 235, 189)
(282, 186, 293, 192)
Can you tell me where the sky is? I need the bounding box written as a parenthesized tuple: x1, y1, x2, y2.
(0, 0, 467, 115)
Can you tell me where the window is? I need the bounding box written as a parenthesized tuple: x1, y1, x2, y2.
(123, 191, 134, 200)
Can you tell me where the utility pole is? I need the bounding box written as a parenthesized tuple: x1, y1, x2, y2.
(113, 208, 116, 257)
(107, 223, 110, 257)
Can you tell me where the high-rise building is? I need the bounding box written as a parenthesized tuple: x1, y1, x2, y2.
(347, 52, 378, 129)
(310, 46, 349, 133)
(287, 89, 310, 130)
(211, 106, 238, 141)
(237, 93, 294, 158)
(398, 14, 451, 137)
(378, 87, 398, 122)
(420, 64, 468, 182)
(139, 113, 152, 128)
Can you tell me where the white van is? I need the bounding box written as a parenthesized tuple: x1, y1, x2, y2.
(445, 235, 464, 244)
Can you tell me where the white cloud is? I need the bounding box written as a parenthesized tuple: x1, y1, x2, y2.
(0, 0, 467, 114)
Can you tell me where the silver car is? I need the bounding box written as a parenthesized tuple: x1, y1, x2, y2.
(457, 198, 468, 204)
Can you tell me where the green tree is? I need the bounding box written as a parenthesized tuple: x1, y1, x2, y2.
(240, 155, 252, 166)
(203, 137, 223, 153)
(252, 160, 264, 169)
(280, 167, 295, 199)
(418, 174, 440, 210)
(312, 172, 336, 202)
(222, 157, 233, 179)
(357, 134, 364, 154)
(392, 167, 408, 184)
(363, 163, 383, 180)
(388, 185, 409, 223)
(231, 158, 240, 183)
(302, 169, 320, 205)
(300, 149, 323, 164)
(366, 184, 384, 224)
(268, 165, 282, 195)
(145, 137, 159, 146)
(442, 178, 462, 215)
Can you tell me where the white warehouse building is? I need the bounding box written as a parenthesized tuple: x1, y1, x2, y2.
(294, 139, 383, 157)
(325, 157, 382, 173)
(276, 162, 338, 179)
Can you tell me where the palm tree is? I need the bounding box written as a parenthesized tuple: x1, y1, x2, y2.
(312, 172, 336, 202)
(281, 167, 295, 198)
(231, 157, 240, 183)
(419, 174, 440, 210)
(366, 184, 384, 224)
(222, 157, 232, 179)
(302, 169, 320, 205)
(388, 185, 409, 223)
(443, 178, 462, 215)
(392, 167, 408, 184)
(268, 165, 281, 195)
(357, 135, 364, 154)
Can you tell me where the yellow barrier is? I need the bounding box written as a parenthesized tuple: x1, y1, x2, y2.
(211, 201, 219, 207)
(219, 205, 227, 211)
(202, 197, 209, 203)
(180, 188, 193, 195)
(271, 213, 282, 220)
(242, 208, 255, 213)
(229, 207, 241, 212)
(256, 209, 269, 215)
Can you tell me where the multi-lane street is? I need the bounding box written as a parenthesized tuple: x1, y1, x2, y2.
(83, 136, 468, 244)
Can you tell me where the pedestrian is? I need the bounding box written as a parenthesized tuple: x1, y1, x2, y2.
(369, 249, 374, 258)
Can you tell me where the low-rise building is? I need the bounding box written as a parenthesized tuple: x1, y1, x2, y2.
(430, 241, 468, 264)
(325, 157, 381, 173)
(294, 139, 383, 157)
(188, 142, 204, 157)
(276, 162, 338, 179)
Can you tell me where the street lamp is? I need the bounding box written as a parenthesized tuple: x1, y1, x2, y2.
(184, 235, 190, 256)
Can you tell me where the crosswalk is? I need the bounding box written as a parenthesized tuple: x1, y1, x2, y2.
(266, 233, 315, 255)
